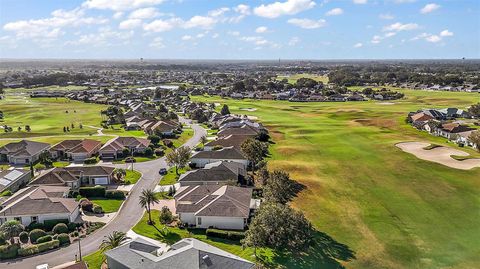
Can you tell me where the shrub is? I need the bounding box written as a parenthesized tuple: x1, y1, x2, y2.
(105, 190, 126, 199)
(18, 245, 39, 257)
(67, 222, 77, 232)
(37, 240, 60, 253)
(70, 231, 79, 237)
(52, 223, 69, 234)
(163, 139, 173, 148)
(212, 145, 223, 151)
(154, 148, 164, 156)
(206, 229, 245, 241)
(80, 199, 94, 212)
(79, 186, 106, 198)
(19, 231, 29, 244)
(0, 190, 12, 197)
(83, 157, 98, 164)
(36, 235, 53, 244)
(29, 229, 47, 244)
(27, 222, 45, 231)
(144, 147, 154, 156)
(44, 219, 68, 231)
(34, 163, 46, 170)
(57, 233, 70, 246)
(0, 234, 6, 245)
(75, 195, 83, 201)
(0, 243, 19, 260)
(93, 204, 104, 214)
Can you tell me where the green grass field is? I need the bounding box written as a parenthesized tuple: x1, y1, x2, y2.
(192, 89, 480, 269)
(89, 198, 125, 213)
(124, 169, 142, 184)
(277, 73, 329, 84)
(159, 166, 189, 185)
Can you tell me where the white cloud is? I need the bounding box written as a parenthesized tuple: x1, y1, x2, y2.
(353, 42, 363, 48)
(254, 0, 316, 19)
(234, 4, 251, 15)
(353, 0, 367, 4)
(440, 29, 453, 37)
(255, 26, 268, 33)
(3, 8, 107, 39)
(379, 13, 394, 20)
(383, 22, 419, 31)
(394, 0, 417, 3)
(420, 3, 440, 14)
(129, 7, 160, 19)
(384, 32, 396, 37)
(425, 34, 441, 42)
(412, 30, 453, 43)
(181, 35, 192, 41)
(326, 8, 343, 16)
(239, 35, 278, 48)
(143, 18, 181, 32)
(184, 16, 217, 29)
(82, 0, 165, 11)
(149, 37, 165, 48)
(288, 36, 300, 46)
(212, 33, 219, 38)
(70, 27, 133, 47)
(119, 18, 142, 29)
(371, 35, 382, 44)
(208, 7, 230, 17)
(113, 12, 124, 19)
(288, 18, 326, 29)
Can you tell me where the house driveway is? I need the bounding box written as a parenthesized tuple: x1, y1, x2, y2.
(151, 199, 176, 214)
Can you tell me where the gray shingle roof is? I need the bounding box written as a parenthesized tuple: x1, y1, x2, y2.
(192, 148, 246, 160)
(178, 161, 245, 184)
(0, 140, 50, 157)
(105, 237, 254, 269)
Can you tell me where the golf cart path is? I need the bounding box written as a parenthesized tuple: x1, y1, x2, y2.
(2, 118, 206, 269)
(396, 141, 480, 170)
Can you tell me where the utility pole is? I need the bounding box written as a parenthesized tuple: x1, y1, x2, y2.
(78, 236, 82, 261)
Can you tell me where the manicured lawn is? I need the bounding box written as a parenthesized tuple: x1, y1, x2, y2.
(172, 127, 194, 148)
(132, 210, 264, 262)
(124, 169, 142, 184)
(159, 166, 189, 185)
(83, 249, 104, 269)
(53, 161, 70, 167)
(192, 89, 480, 269)
(277, 73, 329, 84)
(112, 156, 157, 164)
(90, 198, 125, 213)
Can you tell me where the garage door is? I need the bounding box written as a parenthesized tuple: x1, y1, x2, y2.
(94, 177, 109, 185)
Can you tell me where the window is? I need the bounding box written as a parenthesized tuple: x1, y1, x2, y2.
(197, 217, 202, 225)
(31, 216, 38, 223)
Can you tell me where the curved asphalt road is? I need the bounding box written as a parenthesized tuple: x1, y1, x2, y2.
(1, 120, 206, 269)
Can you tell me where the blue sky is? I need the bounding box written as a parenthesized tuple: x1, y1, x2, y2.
(0, 0, 478, 59)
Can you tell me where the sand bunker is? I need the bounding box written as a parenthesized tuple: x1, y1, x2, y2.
(377, 102, 395, 105)
(247, 115, 258, 120)
(240, 108, 257, 112)
(396, 142, 480, 170)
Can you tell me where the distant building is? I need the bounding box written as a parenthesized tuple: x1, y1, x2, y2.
(0, 140, 50, 165)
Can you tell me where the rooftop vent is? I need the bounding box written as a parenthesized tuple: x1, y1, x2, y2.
(202, 254, 213, 267)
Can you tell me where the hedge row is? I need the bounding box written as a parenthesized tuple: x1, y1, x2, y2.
(37, 240, 60, 253)
(36, 235, 53, 244)
(106, 190, 126, 199)
(44, 219, 69, 231)
(79, 186, 106, 198)
(205, 228, 245, 241)
(0, 244, 19, 260)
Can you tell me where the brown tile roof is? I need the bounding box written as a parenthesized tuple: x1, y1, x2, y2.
(100, 137, 150, 151)
(51, 139, 102, 154)
(204, 135, 250, 149)
(176, 185, 251, 218)
(0, 186, 78, 217)
(0, 140, 50, 157)
(411, 112, 434, 122)
(441, 123, 474, 133)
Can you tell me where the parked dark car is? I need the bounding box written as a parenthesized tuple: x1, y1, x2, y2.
(159, 168, 168, 175)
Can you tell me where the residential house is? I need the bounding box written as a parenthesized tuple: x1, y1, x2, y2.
(0, 185, 80, 226)
(29, 166, 115, 188)
(175, 185, 254, 230)
(105, 237, 254, 269)
(203, 135, 250, 151)
(99, 137, 150, 160)
(436, 123, 475, 140)
(0, 169, 31, 193)
(190, 147, 248, 168)
(217, 125, 260, 138)
(50, 139, 102, 162)
(0, 140, 51, 165)
(144, 120, 179, 137)
(179, 161, 246, 186)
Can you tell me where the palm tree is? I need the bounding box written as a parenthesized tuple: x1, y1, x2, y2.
(100, 231, 130, 253)
(0, 220, 24, 244)
(139, 189, 160, 225)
